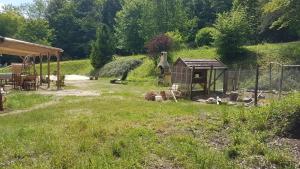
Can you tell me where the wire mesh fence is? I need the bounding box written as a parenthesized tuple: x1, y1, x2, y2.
(171, 62, 300, 101)
(224, 63, 300, 100)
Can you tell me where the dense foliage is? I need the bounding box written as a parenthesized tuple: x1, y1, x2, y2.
(214, 9, 251, 62)
(195, 27, 218, 47)
(90, 25, 114, 69)
(145, 34, 173, 62)
(0, 0, 299, 60)
(98, 57, 143, 77)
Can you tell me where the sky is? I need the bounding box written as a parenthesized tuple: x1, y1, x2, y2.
(0, 0, 33, 6)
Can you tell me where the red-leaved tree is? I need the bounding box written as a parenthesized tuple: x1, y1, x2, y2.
(145, 34, 173, 64)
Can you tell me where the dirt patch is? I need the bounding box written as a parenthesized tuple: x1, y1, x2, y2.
(38, 89, 100, 97)
(146, 154, 183, 169)
(0, 99, 60, 117)
(269, 137, 300, 167)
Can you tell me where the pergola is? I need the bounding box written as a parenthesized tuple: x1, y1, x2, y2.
(0, 36, 63, 90)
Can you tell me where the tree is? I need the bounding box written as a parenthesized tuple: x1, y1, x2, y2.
(16, 19, 53, 45)
(233, 0, 261, 42)
(145, 34, 173, 64)
(263, 0, 300, 34)
(114, 0, 145, 53)
(90, 25, 114, 69)
(102, 0, 121, 30)
(183, 0, 233, 42)
(0, 11, 24, 37)
(115, 0, 192, 53)
(20, 0, 48, 19)
(195, 27, 218, 46)
(214, 9, 250, 62)
(46, 0, 101, 58)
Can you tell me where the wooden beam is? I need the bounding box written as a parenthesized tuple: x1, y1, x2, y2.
(213, 69, 216, 92)
(0, 38, 62, 56)
(33, 56, 36, 75)
(223, 69, 228, 94)
(40, 55, 43, 85)
(254, 65, 259, 106)
(279, 65, 284, 99)
(47, 53, 51, 88)
(208, 65, 213, 95)
(57, 54, 61, 90)
(269, 63, 272, 92)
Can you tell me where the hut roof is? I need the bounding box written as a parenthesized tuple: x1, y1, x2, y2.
(0, 36, 63, 57)
(175, 58, 227, 69)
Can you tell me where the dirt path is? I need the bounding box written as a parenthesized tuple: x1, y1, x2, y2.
(38, 89, 100, 97)
(0, 99, 60, 117)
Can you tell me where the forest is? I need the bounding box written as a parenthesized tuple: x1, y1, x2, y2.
(0, 0, 300, 64)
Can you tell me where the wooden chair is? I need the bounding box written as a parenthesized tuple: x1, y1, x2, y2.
(12, 74, 23, 90)
(23, 75, 38, 91)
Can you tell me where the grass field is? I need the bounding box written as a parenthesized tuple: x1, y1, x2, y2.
(0, 42, 299, 168)
(0, 79, 299, 168)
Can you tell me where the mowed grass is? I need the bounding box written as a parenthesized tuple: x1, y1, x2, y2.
(0, 79, 299, 168)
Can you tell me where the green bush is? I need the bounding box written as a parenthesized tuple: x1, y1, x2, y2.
(98, 57, 143, 77)
(165, 30, 185, 50)
(214, 9, 250, 62)
(195, 27, 218, 47)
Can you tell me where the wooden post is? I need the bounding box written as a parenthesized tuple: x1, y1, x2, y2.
(237, 66, 241, 90)
(208, 65, 213, 95)
(190, 66, 195, 100)
(233, 64, 238, 91)
(279, 65, 284, 99)
(57, 54, 61, 90)
(223, 69, 228, 94)
(254, 65, 259, 106)
(213, 69, 217, 92)
(269, 63, 272, 92)
(47, 53, 50, 88)
(39, 55, 43, 85)
(33, 56, 36, 75)
(0, 92, 3, 111)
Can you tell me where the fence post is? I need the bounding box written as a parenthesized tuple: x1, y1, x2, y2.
(208, 65, 213, 95)
(279, 65, 284, 99)
(254, 65, 259, 106)
(269, 63, 272, 92)
(223, 69, 228, 94)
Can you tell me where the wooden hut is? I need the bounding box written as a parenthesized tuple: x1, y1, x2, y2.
(171, 58, 228, 99)
(0, 36, 63, 90)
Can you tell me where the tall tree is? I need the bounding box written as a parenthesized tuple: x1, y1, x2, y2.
(46, 0, 101, 58)
(20, 0, 48, 19)
(90, 25, 114, 69)
(102, 0, 122, 29)
(263, 0, 300, 32)
(114, 0, 145, 53)
(16, 19, 53, 45)
(0, 11, 24, 37)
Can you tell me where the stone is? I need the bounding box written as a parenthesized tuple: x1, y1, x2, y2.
(206, 97, 217, 104)
(243, 97, 253, 103)
(155, 96, 163, 102)
(229, 92, 239, 101)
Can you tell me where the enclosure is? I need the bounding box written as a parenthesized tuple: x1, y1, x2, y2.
(171, 58, 228, 99)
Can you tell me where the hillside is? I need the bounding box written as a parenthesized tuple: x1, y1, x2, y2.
(1, 41, 299, 78)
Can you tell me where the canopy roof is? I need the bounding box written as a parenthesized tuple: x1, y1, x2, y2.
(175, 58, 227, 69)
(0, 36, 63, 57)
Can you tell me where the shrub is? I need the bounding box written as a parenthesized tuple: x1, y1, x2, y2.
(98, 57, 142, 77)
(195, 27, 218, 47)
(145, 34, 173, 64)
(165, 30, 185, 50)
(214, 9, 250, 62)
